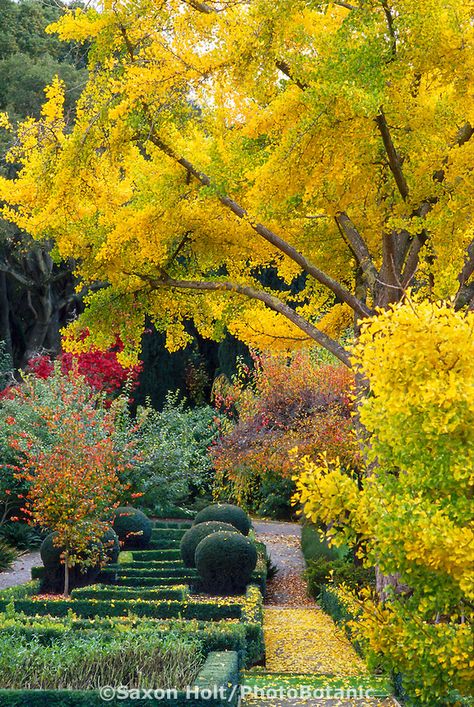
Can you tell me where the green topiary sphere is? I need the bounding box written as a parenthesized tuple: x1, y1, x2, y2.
(101, 527, 120, 564)
(193, 503, 251, 536)
(112, 507, 152, 549)
(180, 521, 239, 568)
(195, 530, 257, 594)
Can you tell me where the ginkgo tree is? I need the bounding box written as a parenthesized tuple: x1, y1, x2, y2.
(0, 0, 472, 366)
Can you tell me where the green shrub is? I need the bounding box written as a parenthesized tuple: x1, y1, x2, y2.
(180, 521, 239, 568)
(0, 522, 43, 551)
(195, 531, 257, 594)
(0, 630, 203, 690)
(305, 558, 375, 599)
(112, 507, 152, 549)
(193, 504, 251, 536)
(301, 522, 348, 563)
(131, 549, 181, 561)
(0, 541, 17, 571)
(71, 585, 188, 601)
(101, 528, 120, 564)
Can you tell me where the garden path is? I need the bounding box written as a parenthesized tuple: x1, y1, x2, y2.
(241, 520, 398, 707)
(0, 550, 40, 590)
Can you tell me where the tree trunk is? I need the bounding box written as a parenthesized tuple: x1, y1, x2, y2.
(63, 552, 70, 598)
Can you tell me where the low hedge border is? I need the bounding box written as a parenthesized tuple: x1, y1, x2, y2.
(0, 597, 244, 621)
(131, 549, 181, 561)
(103, 566, 198, 578)
(151, 531, 186, 539)
(153, 521, 193, 530)
(0, 650, 239, 707)
(318, 585, 366, 658)
(0, 617, 251, 666)
(71, 585, 189, 602)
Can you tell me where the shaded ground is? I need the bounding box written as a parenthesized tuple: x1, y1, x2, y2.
(253, 520, 315, 606)
(0, 550, 40, 589)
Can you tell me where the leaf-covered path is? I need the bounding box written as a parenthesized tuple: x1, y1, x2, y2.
(241, 520, 398, 707)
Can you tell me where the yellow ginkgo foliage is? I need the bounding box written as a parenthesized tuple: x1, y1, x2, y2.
(0, 0, 472, 364)
(296, 300, 474, 704)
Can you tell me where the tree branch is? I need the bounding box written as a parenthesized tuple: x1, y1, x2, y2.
(335, 212, 378, 289)
(454, 237, 474, 307)
(275, 60, 308, 91)
(375, 109, 409, 200)
(134, 271, 352, 366)
(147, 133, 372, 318)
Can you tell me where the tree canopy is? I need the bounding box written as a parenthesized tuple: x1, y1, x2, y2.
(0, 0, 472, 363)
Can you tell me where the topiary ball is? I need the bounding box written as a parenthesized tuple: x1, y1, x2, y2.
(180, 521, 239, 568)
(193, 503, 251, 536)
(101, 527, 120, 564)
(40, 532, 102, 594)
(112, 507, 152, 549)
(195, 530, 257, 595)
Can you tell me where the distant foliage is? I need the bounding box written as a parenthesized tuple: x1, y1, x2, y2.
(123, 393, 222, 515)
(212, 352, 358, 513)
(25, 333, 142, 398)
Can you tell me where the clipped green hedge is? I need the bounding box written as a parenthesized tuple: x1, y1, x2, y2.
(103, 565, 198, 578)
(0, 597, 243, 621)
(0, 650, 239, 707)
(131, 549, 181, 561)
(154, 521, 192, 530)
(71, 585, 189, 602)
(104, 575, 194, 588)
(152, 528, 187, 541)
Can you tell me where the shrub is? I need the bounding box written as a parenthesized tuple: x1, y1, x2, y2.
(101, 528, 120, 564)
(193, 504, 251, 536)
(195, 531, 257, 595)
(301, 523, 348, 563)
(113, 507, 152, 549)
(123, 394, 223, 515)
(180, 521, 239, 568)
(212, 353, 359, 510)
(0, 522, 43, 551)
(0, 541, 16, 571)
(0, 631, 203, 690)
(305, 558, 375, 599)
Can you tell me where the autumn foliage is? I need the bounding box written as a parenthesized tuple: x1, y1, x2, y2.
(212, 352, 358, 507)
(7, 369, 137, 595)
(26, 333, 141, 397)
(296, 301, 474, 704)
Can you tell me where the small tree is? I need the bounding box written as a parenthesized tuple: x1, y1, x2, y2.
(10, 368, 134, 596)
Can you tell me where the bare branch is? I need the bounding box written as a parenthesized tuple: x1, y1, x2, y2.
(454, 238, 474, 308)
(134, 271, 352, 366)
(275, 60, 308, 91)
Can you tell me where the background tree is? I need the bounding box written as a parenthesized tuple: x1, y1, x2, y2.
(0, 0, 87, 367)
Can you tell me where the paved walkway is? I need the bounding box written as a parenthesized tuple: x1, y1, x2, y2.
(0, 551, 40, 590)
(244, 521, 397, 707)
